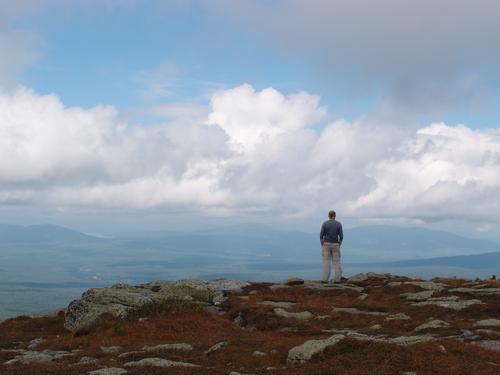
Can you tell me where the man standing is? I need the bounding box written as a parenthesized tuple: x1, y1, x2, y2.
(320, 210, 343, 283)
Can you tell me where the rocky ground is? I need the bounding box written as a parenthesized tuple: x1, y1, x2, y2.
(0, 273, 499, 374)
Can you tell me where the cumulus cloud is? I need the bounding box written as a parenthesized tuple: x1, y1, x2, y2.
(1, 84, 500, 225)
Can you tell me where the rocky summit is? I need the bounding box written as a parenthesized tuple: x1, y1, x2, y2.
(1, 274, 500, 374)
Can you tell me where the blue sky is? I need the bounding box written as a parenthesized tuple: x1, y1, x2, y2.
(20, 3, 317, 110)
(11, 1, 499, 127)
(1, 0, 500, 238)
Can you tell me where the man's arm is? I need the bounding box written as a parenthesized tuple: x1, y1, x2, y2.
(320, 223, 325, 246)
(338, 223, 343, 245)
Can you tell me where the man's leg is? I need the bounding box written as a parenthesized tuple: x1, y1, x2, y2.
(332, 244, 342, 282)
(321, 244, 332, 282)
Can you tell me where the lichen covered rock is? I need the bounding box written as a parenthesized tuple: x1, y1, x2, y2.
(64, 280, 246, 332)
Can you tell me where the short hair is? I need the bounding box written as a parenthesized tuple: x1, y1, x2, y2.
(328, 210, 336, 218)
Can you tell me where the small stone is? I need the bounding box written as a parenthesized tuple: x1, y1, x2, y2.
(332, 307, 387, 316)
(287, 334, 345, 363)
(473, 340, 500, 352)
(386, 313, 411, 321)
(142, 343, 193, 351)
(414, 319, 450, 332)
(438, 345, 447, 353)
(358, 293, 368, 300)
(101, 346, 122, 354)
(27, 338, 46, 349)
(369, 324, 382, 330)
(462, 329, 475, 337)
(205, 341, 228, 354)
(316, 315, 331, 320)
(388, 281, 403, 287)
(124, 357, 199, 368)
(274, 308, 312, 319)
(474, 319, 500, 327)
(476, 329, 500, 337)
(233, 312, 247, 327)
(88, 368, 128, 375)
(5, 350, 74, 365)
(252, 350, 266, 357)
(401, 290, 435, 301)
(388, 335, 435, 346)
(118, 351, 144, 358)
(78, 356, 98, 365)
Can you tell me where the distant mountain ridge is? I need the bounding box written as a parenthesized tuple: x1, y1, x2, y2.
(0, 224, 103, 244)
(360, 251, 500, 269)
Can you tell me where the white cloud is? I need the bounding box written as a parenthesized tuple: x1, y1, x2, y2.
(207, 84, 326, 153)
(1, 84, 500, 225)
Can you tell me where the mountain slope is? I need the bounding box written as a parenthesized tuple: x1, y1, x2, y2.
(0, 224, 104, 244)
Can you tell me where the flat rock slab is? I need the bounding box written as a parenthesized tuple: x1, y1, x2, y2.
(450, 287, 500, 296)
(332, 307, 387, 316)
(304, 282, 364, 292)
(411, 296, 483, 310)
(101, 346, 121, 354)
(353, 333, 436, 346)
(65, 280, 244, 332)
(391, 281, 447, 291)
(474, 319, 500, 328)
(205, 341, 228, 355)
(27, 338, 46, 349)
(414, 319, 450, 331)
(142, 343, 193, 351)
(88, 368, 128, 375)
(124, 357, 200, 368)
(77, 356, 98, 365)
(401, 290, 435, 301)
(287, 334, 345, 363)
(5, 350, 74, 365)
(323, 329, 436, 346)
(476, 329, 500, 337)
(386, 312, 411, 321)
(260, 301, 297, 308)
(474, 340, 500, 352)
(274, 308, 312, 319)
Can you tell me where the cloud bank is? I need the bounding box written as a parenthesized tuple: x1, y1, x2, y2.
(1, 84, 500, 224)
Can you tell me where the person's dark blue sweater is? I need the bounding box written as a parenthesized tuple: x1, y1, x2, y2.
(320, 219, 343, 244)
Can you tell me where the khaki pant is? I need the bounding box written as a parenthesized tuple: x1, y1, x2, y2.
(322, 242, 342, 282)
